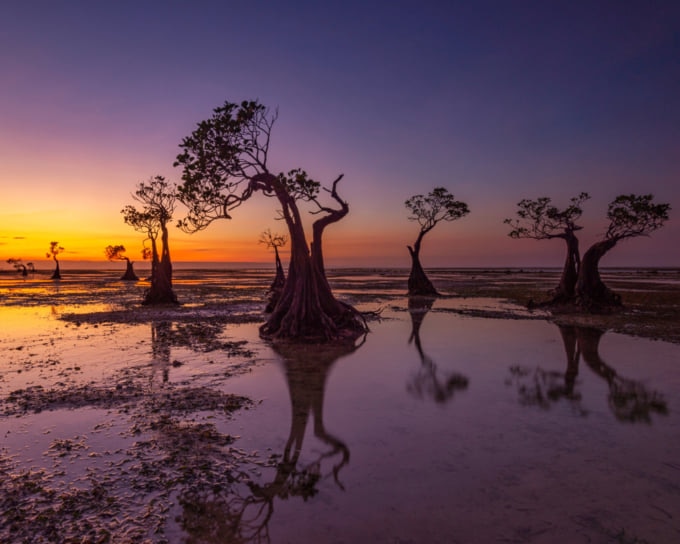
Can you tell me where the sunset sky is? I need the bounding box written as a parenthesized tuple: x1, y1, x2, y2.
(1, 1, 679, 269)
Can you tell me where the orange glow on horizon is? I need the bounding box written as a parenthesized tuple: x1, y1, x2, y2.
(2, 184, 678, 269)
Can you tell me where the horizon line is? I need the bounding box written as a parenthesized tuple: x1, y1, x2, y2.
(2, 261, 680, 272)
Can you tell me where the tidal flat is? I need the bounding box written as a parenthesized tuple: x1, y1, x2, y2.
(1, 268, 679, 543)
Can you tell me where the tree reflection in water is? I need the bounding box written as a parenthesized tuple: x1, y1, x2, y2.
(150, 320, 172, 386)
(508, 325, 668, 423)
(577, 327, 668, 422)
(407, 296, 469, 403)
(507, 324, 586, 415)
(179, 338, 364, 543)
(149, 319, 253, 388)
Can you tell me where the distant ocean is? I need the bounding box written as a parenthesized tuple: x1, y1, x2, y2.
(3, 261, 678, 275)
(6, 261, 273, 272)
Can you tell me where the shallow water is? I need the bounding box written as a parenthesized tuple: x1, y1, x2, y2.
(1, 270, 679, 543)
(222, 306, 680, 543)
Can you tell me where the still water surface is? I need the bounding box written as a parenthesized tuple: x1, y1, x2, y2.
(223, 306, 680, 543)
(0, 270, 679, 542)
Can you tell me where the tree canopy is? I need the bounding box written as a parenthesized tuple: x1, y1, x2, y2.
(405, 187, 470, 235)
(259, 229, 288, 252)
(105, 244, 127, 261)
(105, 244, 138, 281)
(604, 194, 670, 241)
(504, 193, 590, 240)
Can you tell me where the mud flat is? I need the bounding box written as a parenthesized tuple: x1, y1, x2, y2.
(1, 268, 679, 542)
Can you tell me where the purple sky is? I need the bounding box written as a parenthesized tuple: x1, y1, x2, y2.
(1, 1, 679, 267)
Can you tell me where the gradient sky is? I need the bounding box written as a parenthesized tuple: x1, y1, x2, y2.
(1, 0, 679, 269)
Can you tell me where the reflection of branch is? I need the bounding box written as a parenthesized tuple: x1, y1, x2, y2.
(148, 320, 253, 388)
(577, 327, 668, 423)
(507, 366, 585, 414)
(509, 325, 585, 412)
(407, 296, 468, 403)
(170, 322, 252, 355)
(180, 491, 273, 544)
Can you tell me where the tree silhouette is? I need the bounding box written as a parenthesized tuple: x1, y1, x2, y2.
(122, 176, 178, 305)
(259, 228, 288, 312)
(504, 193, 590, 303)
(407, 296, 469, 403)
(576, 194, 670, 310)
(6, 258, 29, 277)
(175, 100, 366, 342)
(104, 244, 139, 281)
(404, 187, 469, 296)
(46, 241, 64, 280)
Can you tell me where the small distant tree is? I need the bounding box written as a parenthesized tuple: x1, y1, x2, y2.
(122, 175, 178, 305)
(139, 246, 153, 281)
(104, 244, 139, 281)
(46, 241, 64, 280)
(576, 194, 670, 310)
(504, 193, 590, 303)
(259, 228, 288, 312)
(405, 187, 469, 296)
(7, 258, 28, 277)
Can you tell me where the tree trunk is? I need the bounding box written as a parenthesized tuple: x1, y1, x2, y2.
(273, 247, 285, 288)
(407, 232, 438, 296)
(121, 258, 139, 281)
(551, 234, 580, 303)
(143, 228, 178, 305)
(255, 174, 366, 342)
(265, 247, 286, 313)
(575, 238, 621, 310)
(160, 224, 173, 285)
(51, 259, 61, 280)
